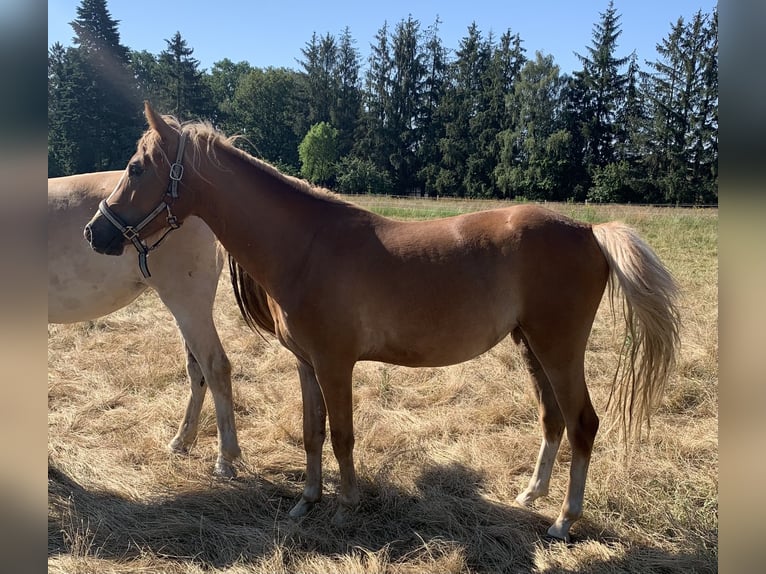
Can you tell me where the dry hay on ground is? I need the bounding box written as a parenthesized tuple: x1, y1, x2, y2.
(48, 202, 717, 573)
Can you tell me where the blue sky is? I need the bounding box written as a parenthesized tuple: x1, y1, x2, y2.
(48, 0, 717, 75)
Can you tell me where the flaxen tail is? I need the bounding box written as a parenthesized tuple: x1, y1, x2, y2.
(591, 222, 681, 443)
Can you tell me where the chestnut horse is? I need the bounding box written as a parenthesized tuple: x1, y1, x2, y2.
(50, 170, 272, 478)
(84, 103, 680, 541)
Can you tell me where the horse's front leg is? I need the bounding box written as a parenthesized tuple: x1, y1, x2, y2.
(200, 343, 240, 478)
(315, 361, 359, 525)
(169, 343, 206, 454)
(289, 359, 327, 518)
(165, 309, 241, 479)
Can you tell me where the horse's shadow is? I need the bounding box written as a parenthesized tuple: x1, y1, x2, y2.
(48, 461, 712, 573)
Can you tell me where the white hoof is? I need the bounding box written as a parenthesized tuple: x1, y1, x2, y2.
(168, 437, 190, 454)
(515, 487, 546, 508)
(515, 492, 535, 507)
(546, 522, 571, 542)
(214, 459, 237, 479)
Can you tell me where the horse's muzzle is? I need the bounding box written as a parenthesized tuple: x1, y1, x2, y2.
(84, 214, 126, 256)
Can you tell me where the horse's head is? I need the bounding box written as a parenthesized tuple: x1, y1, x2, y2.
(84, 102, 194, 273)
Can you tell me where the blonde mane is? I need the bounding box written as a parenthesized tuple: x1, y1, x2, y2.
(141, 114, 352, 206)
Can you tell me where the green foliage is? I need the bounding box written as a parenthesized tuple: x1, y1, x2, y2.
(495, 52, 568, 200)
(572, 0, 630, 170)
(48, 0, 142, 176)
(230, 67, 304, 167)
(298, 122, 339, 185)
(336, 156, 394, 195)
(587, 160, 631, 203)
(642, 10, 718, 204)
(48, 2, 716, 205)
(204, 59, 254, 130)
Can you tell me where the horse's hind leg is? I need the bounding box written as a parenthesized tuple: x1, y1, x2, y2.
(513, 330, 565, 508)
(169, 342, 207, 454)
(520, 328, 600, 542)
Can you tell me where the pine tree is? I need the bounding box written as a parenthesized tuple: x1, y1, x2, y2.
(614, 53, 646, 163)
(643, 9, 718, 203)
(299, 32, 338, 128)
(436, 22, 490, 197)
(606, 52, 651, 202)
(573, 0, 630, 172)
(63, 0, 142, 172)
(331, 27, 362, 159)
(388, 15, 427, 194)
(356, 22, 395, 176)
(417, 17, 448, 197)
(469, 29, 525, 198)
(48, 43, 84, 176)
(156, 32, 212, 120)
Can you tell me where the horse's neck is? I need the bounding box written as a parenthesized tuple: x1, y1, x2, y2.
(192, 153, 330, 301)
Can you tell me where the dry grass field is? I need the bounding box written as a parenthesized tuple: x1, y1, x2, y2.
(48, 198, 717, 573)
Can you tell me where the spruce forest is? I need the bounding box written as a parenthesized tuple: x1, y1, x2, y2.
(48, 0, 718, 204)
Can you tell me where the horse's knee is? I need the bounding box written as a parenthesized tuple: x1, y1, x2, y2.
(304, 425, 326, 453)
(204, 352, 232, 392)
(213, 352, 232, 381)
(330, 427, 355, 458)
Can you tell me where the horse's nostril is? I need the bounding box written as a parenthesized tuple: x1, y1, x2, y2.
(83, 224, 93, 244)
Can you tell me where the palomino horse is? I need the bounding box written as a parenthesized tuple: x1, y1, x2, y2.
(49, 170, 255, 478)
(84, 103, 681, 541)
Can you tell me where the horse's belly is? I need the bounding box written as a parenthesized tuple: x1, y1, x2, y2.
(48, 280, 145, 323)
(48, 258, 146, 323)
(361, 311, 514, 368)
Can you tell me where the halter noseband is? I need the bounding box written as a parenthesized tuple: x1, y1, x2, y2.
(98, 132, 188, 278)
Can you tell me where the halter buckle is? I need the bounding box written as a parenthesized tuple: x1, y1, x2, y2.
(169, 162, 184, 181)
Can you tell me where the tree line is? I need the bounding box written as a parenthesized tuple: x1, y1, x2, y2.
(48, 0, 717, 204)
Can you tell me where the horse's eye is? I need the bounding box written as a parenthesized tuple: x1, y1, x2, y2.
(128, 162, 144, 177)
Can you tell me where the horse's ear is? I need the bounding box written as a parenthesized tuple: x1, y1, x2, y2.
(144, 101, 174, 141)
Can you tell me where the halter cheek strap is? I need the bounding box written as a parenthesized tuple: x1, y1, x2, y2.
(98, 132, 188, 278)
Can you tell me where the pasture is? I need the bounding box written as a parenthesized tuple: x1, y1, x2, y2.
(48, 198, 717, 573)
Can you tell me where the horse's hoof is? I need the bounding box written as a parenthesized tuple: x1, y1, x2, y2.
(331, 504, 357, 527)
(515, 487, 547, 508)
(168, 438, 190, 455)
(214, 460, 237, 479)
(514, 493, 534, 508)
(289, 497, 316, 519)
(545, 524, 571, 544)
